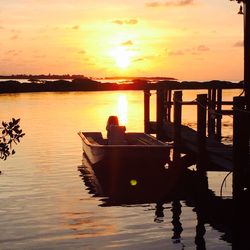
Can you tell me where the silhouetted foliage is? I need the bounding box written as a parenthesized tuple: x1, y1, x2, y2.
(0, 118, 25, 160)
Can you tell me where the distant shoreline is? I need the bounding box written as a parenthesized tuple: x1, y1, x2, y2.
(0, 75, 176, 81)
(0, 78, 243, 94)
(0, 74, 88, 80)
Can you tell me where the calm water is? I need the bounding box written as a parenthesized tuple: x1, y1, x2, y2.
(0, 90, 239, 249)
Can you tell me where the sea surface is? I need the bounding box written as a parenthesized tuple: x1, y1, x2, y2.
(0, 90, 240, 249)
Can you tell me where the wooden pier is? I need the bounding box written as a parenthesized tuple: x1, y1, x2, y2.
(143, 81, 249, 193)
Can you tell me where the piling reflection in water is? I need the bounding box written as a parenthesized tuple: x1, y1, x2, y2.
(154, 202, 164, 223)
(194, 204, 206, 250)
(171, 200, 183, 244)
(78, 153, 246, 248)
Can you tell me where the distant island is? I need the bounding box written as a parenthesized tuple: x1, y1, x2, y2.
(0, 74, 88, 80)
(99, 76, 177, 81)
(0, 75, 176, 93)
(0, 78, 156, 93)
(0, 74, 176, 81)
(0, 75, 242, 94)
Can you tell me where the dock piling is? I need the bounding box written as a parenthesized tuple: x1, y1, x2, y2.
(144, 89, 151, 134)
(196, 94, 208, 172)
(207, 88, 223, 140)
(156, 86, 165, 139)
(233, 96, 249, 200)
(173, 91, 182, 148)
(216, 88, 222, 140)
(166, 89, 172, 123)
(173, 91, 183, 163)
(208, 89, 216, 137)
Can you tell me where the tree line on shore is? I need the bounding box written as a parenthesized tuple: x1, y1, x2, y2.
(0, 78, 155, 93)
(0, 74, 88, 80)
(0, 78, 242, 94)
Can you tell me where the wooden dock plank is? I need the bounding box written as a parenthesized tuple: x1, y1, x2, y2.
(150, 121, 233, 171)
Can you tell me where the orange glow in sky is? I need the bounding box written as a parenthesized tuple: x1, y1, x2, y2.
(0, 1, 244, 81)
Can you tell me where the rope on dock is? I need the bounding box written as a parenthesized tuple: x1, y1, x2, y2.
(220, 171, 232, 197)
(238, 89, 245, 97)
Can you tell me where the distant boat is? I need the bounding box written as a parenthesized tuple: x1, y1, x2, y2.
(78, 116, 171, 173)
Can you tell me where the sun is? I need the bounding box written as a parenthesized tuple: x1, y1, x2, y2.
(110, 46, 131, 69)
(116, 53, 130, 69)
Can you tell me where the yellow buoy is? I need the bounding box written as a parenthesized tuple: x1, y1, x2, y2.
(130, 179, 137, 186)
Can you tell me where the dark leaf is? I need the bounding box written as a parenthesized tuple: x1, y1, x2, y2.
(0, 118, 24, 161)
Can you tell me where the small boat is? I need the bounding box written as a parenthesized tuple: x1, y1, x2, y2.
(78, 116, 171, 170)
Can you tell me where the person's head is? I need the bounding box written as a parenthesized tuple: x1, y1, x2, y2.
(106, 116, 119, 127)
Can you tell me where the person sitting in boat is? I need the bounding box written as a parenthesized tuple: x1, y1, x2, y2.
(106, 116, 126, 145)
(106, 116, 119, 131)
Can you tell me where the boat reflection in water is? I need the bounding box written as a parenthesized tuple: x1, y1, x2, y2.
(79, 152, 190, 205)
(78, 153, 236, 249)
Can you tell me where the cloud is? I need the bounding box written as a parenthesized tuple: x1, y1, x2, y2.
(112, 19, 138, 25)
(173, 0, 194, 6)
(146, 2, 161, 7)
(133, 57, 145, 62)
(125, 19, 138, 25)
(146, 0, 194, 7)
(168, 49, 185, 56)
(34, 54, 46, 59)
(233, 41, 243, 47)
(196, 45, 210, 52)
(72, 25, 80, 30)
(112, 20, 123, 25)
(78, 50, 86, 54)
(10, 35, 19, 40)
(5, 50, 20, 56)
(121, 40, 133, 46)
(168, 45, 209, 56)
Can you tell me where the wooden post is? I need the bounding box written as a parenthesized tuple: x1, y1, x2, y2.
(208, 89, 216, 137)
(163, 88, 168, 122)
(233, 96, 249, 200)
(156, 86, 165, 139)
(196, 94, 207, 172)
(233, 96, 249, 250)
(144, 89, 151, 134)
(216, 88, 222, 140)
(207, 88, 212, 135)
(166, 89, 172, 123)
(244, 2, 250, 111)
(165, 89, 169, 122)
(173, 91, 182, 163)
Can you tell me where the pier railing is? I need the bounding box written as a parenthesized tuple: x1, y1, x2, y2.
(143, 80, 249, 199)
(144, 81, 243, 141)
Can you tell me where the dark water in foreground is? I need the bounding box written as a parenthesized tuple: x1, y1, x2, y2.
(0, 91, 238, 249)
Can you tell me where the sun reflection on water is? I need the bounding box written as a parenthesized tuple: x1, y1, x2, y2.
(117, 94, 128, 126)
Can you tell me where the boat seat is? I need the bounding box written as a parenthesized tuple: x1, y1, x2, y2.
(107, 125, 127, 145)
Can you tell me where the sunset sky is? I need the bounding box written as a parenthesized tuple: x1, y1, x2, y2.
(0, 0, 244, 81)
